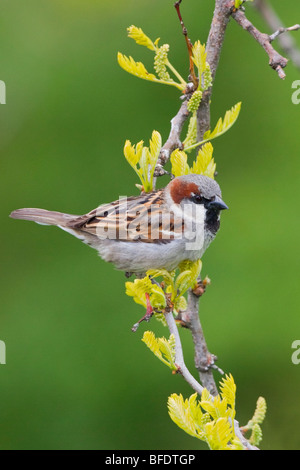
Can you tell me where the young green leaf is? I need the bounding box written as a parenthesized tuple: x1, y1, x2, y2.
(168, 375, 245, 450)
(204, 417, 234, 450)
(190, 142, 216, 179)
(118, 53, 157, 82)
(123, 131, 161, 192)
(219, 374, 236, 413)
(170, 149, 190, 178)
(192, 40, 207, 77)
(119, 26, 186, 91)
(184, 102, 242, 151)
(142, 331, 177, 370)
(168, 393, 200, 438)
(183, 113, 197, 151)
(127, 25, 156, 51)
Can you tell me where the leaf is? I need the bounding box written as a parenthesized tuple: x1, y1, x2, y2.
(139, 147, 152, 188)
(211, 395, 230, 419)
(127, 25, 156, 51)
(200, 398, 218, 421)
(170, 149, 190, 177)
(142, 330, 164, 361)
(219, 374, 236, 413)
(118, 53, 157, 82)
(125, 276, 153, 308)
(184, 102, 242, 151)
(174, 260, 201, 297)
(171, 142, 216, 179)
(124, 139, 144, 169)
(153, 311, 167, 327)
(168, 394, 199, 438)
(142, 331, 177, 370)
(174, 295, 187, 312)
(143, 130, 162, 191)
(205, 102, 242, 141)
(175, 271, 194, 297)
(180, 259, 202, 285)
(200, 388, 211, 403)
(192, 40, 207, 77)
(190, 142, 216, 179)
(234, 0, 244, 8)
(125, 275, 166, 309)
(188, 393, 204, 429)
(149, 130, 162, 164)
(204, 417, 234, 450)
(168, 377, 245, 449)
(119, 28, 186, 91)
(123, 131, 162, 192)
(183, 113, 197, 151)
(150, 284, 167, 309)
(157, 336, 176, 367)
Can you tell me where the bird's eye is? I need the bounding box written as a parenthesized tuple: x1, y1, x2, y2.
(190, 194, 204, 204)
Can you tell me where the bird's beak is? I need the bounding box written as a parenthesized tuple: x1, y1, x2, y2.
(208, 195, 229, 211)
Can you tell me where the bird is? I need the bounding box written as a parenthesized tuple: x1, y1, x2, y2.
(10, 174, 228, 274)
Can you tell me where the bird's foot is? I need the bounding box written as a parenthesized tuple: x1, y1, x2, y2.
(131, 293, 153, 332)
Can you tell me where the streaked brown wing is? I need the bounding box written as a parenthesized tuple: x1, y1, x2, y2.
(67, 190, 182, 243)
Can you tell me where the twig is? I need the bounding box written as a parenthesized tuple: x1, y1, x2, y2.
(232, 7, 298, 79)
(196, 0, 232, 141)
(174, 0, 198, 89)
(164, 311, 204, 395)
(185, 290, 219, 396)
(233, 421, 259, 450)
(269, 24, 300, 43)
(255, 0, 300, 70)
(154, 99, 190, 176)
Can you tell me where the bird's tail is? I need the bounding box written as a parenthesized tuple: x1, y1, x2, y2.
(10, 208, 78, 227)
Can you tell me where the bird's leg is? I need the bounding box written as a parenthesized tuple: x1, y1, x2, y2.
(131, 293, 153, 332)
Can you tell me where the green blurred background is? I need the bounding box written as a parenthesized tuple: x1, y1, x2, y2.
(1, 0, 300, 450)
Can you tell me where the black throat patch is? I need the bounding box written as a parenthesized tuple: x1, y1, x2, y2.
(205, 209, 220, 235)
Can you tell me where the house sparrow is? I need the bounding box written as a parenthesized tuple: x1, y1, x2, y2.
(10, 174, 228, 273)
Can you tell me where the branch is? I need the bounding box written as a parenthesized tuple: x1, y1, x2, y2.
(154, 99, 190, 176)
(164, 310, 259, 450)
(232, 7, 300, 79)
(255, 0, 300, 70)
(269, 24, 300, 43)
(189, 0, 232, 396)
(164, 311, 204, 396)
(196, 0, 232, 140)
(174, 0, 198, 88)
